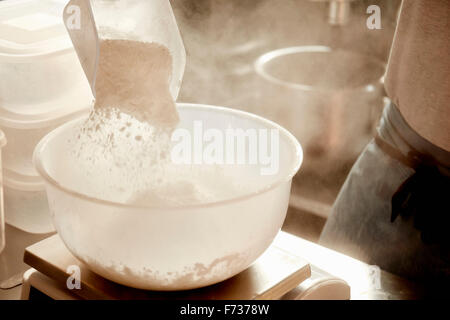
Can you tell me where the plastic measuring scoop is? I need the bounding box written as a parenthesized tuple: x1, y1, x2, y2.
(62, 0, 186, 101)
(63, 0, 99, 98)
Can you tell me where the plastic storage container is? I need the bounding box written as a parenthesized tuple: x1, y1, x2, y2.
(0, 0, 93, 178)
(254, 46, 386, 173)
(0, 0, 93, 234)
(0, 0, 92, 115)
(0, 130, 6, 253)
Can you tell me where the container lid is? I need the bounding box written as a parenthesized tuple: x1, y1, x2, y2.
(0, 0, 72, 57)
(3, 168, 45, 191)
(64, 0, 186, 101)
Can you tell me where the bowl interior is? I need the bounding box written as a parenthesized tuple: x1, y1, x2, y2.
(35, 103, 302, 209)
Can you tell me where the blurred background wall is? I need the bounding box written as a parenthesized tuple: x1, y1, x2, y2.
(171, 0, 402, 241)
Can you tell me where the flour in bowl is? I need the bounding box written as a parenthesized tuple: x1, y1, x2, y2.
(70, 40, 247, 206)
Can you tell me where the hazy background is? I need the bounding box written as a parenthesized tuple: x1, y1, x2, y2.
(170, 0, 402, 240)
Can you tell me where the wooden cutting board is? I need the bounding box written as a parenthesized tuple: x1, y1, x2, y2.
(24, 234, 311, 300)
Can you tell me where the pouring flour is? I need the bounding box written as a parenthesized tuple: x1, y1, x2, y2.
(61, 0, 253, 206)
(94, 39, 178, 127)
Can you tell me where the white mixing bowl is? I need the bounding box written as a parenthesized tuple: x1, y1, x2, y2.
(33, 103, 302, 290)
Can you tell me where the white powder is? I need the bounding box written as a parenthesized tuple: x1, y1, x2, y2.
(70, 40, 246, 206)
(94, 40, 179, 127)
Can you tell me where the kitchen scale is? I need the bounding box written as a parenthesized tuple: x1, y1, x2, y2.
(20, 231, 351, 300)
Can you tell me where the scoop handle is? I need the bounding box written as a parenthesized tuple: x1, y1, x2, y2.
(63, 0, 99, 98)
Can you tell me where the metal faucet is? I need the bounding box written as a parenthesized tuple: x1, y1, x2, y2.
(310, 0, 356, 26)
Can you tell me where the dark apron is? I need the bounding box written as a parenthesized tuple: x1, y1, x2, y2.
(319, 102, 450, 288)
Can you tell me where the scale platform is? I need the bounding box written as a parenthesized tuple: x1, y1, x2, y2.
(21, 232, 350, 300)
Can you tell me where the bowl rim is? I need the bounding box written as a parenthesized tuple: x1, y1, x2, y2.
(254, 45, 386, 93)
(33, 103, 303, 211)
